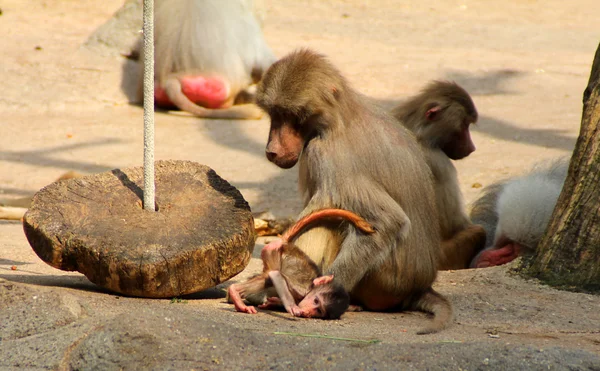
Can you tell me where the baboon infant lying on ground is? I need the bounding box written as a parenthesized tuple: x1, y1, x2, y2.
(227, 209, 375, 319)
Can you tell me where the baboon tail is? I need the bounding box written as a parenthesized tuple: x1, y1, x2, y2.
(412, 289, 453, 335)
(164, 78, 263, 120)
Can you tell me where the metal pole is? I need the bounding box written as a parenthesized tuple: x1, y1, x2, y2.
(142, 0, 155, 211)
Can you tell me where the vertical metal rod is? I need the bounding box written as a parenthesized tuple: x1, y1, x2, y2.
(142, 0, 155, 211)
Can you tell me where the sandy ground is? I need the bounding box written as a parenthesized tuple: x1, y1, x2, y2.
(0, 0, 599, 369)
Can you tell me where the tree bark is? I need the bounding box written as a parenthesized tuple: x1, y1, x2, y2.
(518, 43, 600, 292)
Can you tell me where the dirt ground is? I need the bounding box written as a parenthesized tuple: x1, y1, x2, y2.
(1, 0, 599, 369)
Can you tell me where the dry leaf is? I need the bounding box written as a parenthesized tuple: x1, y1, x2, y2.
(253, 211, 294, 236)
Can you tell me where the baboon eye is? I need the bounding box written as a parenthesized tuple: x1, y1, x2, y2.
(314, 297, 319, 305)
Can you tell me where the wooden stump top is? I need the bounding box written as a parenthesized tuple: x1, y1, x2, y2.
(23, 160, 255, 298)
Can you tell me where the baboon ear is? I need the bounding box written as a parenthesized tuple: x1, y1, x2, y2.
(313, 275, 334, 286)
(331, 86, 341, 100)
(425, 105, 442, 120)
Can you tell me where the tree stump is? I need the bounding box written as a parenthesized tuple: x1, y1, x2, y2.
(23, 160, 256, 298)
(518, 43, 600, 292)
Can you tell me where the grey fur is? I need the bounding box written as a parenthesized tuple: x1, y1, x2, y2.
(153, 0, 275, 86)
(257, 50, 452, 333)
(469, 181, 506, 249)
(469, 158, 569, 264)
(136, 0, 276, 118)
(391, 80, 485, 270)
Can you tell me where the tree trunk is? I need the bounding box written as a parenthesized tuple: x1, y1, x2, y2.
(518, 43, 600, 292)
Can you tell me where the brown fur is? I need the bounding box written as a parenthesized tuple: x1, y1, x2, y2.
(226, 242, 322, 313)
(256, 49, 453, 334)
(228, 208, 372, 319)
(391, 81, 486, 270)
(135, 0, 275, 119)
